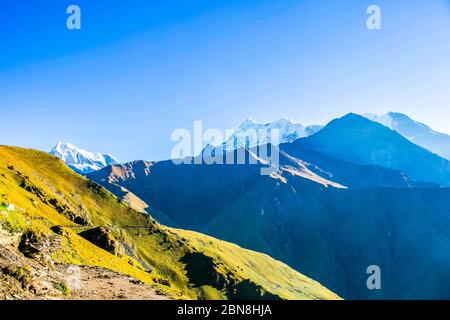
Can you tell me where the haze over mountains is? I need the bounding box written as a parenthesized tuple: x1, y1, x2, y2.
(51, 111, 450, 299)
(364, 112, 450, 160)
(298, 114, 450, 186)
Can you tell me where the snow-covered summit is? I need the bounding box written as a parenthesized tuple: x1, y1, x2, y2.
(363, 112, 450, 160)
(49, 142, 119, 174)
(222, 118, 322, 151)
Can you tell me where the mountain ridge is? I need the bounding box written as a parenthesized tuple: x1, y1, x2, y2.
(298, 113, 450, 186)
(364, 112, 450, 160)
(49, 142, 120, 174)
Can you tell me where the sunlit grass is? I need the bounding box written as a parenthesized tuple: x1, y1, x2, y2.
(0, 146, 340, 300)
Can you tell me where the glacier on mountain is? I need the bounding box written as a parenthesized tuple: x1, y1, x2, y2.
(49, 142, 119, 174)
(222, 118, 322, 151)
(364, 112, 450, 160)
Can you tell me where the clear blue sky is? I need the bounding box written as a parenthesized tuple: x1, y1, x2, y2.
(1, 0, 450, 161)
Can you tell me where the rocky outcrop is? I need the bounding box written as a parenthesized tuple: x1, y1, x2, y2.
(18, 231, 61, 261)
(180, 252, 281, 300)
(79, 227, 125, 257)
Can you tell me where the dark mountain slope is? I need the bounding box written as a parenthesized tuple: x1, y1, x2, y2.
(203, 177, 450, 299)
(89, 153, 450, 299)
(278, 143, 435, 189)
(298, 113, 450, 186)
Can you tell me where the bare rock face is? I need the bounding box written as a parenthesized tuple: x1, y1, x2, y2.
(79, 227, 125, 257)
(29, 280, 52, 296)
(18, 231, 61, 260)
(50, 225, 70, 238)
(0, 228, 21, 247)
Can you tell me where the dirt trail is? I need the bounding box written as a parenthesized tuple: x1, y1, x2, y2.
(0, 229, 169, 300)
(68, 266, 169, 300)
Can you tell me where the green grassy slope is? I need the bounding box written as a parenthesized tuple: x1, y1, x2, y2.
(0, 146, 339, 300)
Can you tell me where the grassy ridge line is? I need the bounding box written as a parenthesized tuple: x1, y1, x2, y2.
(171, 228, 340, 300)
(0, 146, 340, 300)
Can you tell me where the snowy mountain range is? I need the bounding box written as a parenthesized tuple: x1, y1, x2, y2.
(49, 112, 450, 175)
(221, 118, 322, 151)
(49, 142, 119, 174)
(364, 112, 450, 160)
(222, 113, 450, 157)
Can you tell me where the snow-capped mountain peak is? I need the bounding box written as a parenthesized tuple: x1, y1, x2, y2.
(241, 117, 257, 126)
(222, 118, 322, 151)
(364, 112, 436, 138)
(363, 112, 450, 160)
(49, 142, 119, 174)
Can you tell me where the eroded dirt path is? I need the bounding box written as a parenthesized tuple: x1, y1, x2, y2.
(69, 266, 169, 300)
(0, 229, 169, 300)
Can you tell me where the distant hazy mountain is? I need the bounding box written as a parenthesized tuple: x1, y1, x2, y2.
(49, 142, 119, 174)
(299, 113, 450, 186)
(304, 125, 323, 136)
(364, 112, 450, 160)
(222, 118, 321, 151)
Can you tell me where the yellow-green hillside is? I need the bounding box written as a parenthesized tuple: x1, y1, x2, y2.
(0, 146, 339, 300)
